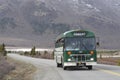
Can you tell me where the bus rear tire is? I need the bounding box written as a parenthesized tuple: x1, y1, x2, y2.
(57, 63, 61, 67)
(87, 66, 92, 70)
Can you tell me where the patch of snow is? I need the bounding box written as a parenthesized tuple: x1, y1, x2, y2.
(85, 3, 101, 12)
(94, 7, 101, 12)
(115, 4, 120, 6)
(52, 7, 57, 11)
(86, 4, 93, 8)
(33, 10, 47, 17)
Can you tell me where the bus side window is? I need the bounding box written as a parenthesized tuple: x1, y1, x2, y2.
(59, 38, 64, 47)
(55, 38, 64, 47)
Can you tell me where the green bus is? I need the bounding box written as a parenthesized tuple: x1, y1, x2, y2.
(54, 30, 99, 70)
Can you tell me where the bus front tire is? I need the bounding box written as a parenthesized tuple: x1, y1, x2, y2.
(63, 66, 67, 70)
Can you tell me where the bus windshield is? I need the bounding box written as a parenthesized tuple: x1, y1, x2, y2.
(65, 37, 96, 51)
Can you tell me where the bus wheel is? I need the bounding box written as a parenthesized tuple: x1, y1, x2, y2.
(63, 66, 67, 70)
(87, 66, 92, 70)
(57, 63, 61, 67)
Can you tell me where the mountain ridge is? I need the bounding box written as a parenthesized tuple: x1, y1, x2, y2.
(0, 0, 120, 49)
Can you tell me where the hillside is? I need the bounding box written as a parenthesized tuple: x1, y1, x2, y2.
(0, 0, 120, 49)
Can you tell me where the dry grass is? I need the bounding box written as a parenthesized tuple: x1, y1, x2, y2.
(97, 57, 120, 66)
(97, 50, 120, 66)
(3, 57, 36, 80)
(0, 57, 15, 80)
(23, 51, 54, 60)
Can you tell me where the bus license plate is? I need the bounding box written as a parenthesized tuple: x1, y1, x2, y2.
(77, 63, 84, 66)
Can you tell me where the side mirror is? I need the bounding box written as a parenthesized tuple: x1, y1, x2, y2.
(96, 42, 100, 46)
(96, 37, 100, 47)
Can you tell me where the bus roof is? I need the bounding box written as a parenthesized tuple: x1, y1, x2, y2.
(56, 30, 95, 41)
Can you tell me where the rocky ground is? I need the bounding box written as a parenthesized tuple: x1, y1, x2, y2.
(0, 57, 15, 80)
(3, 57, 36, 80)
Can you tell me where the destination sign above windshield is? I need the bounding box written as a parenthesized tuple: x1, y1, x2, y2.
(73, 32, 86, 36)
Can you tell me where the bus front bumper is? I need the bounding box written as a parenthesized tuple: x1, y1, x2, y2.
(64, 62, 97, 67)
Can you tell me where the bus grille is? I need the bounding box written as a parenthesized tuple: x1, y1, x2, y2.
(70, 54, 91, 62)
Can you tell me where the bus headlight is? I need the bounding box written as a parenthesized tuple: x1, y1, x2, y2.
(90, 58, 94, 61)
(67, 51, 72, 55)
(90, 51, 94, 55)
(68, 58, 71, 61)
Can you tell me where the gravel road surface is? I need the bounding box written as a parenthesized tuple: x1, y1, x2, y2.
(8, 54, 120, 80)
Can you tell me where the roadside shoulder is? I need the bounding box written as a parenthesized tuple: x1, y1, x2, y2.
(3, 57, 37, 80)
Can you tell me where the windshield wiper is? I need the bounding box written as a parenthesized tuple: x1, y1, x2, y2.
(81, 39, 88, 50)
(81, 43, 88, 50)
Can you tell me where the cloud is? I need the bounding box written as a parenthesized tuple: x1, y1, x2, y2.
(0, 37, 31, 42)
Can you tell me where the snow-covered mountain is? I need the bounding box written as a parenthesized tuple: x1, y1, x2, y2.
(0, 0, 120, 49)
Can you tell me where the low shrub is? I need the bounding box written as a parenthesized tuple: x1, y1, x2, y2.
(117, 60, 120, 66)
(0, 58, 15, 79)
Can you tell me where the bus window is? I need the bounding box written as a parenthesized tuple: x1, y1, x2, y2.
(55, 38, 64, 47)
(65, 37, 95, 51)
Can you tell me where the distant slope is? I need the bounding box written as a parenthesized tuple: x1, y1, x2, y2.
(0, 0, 120, 49)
